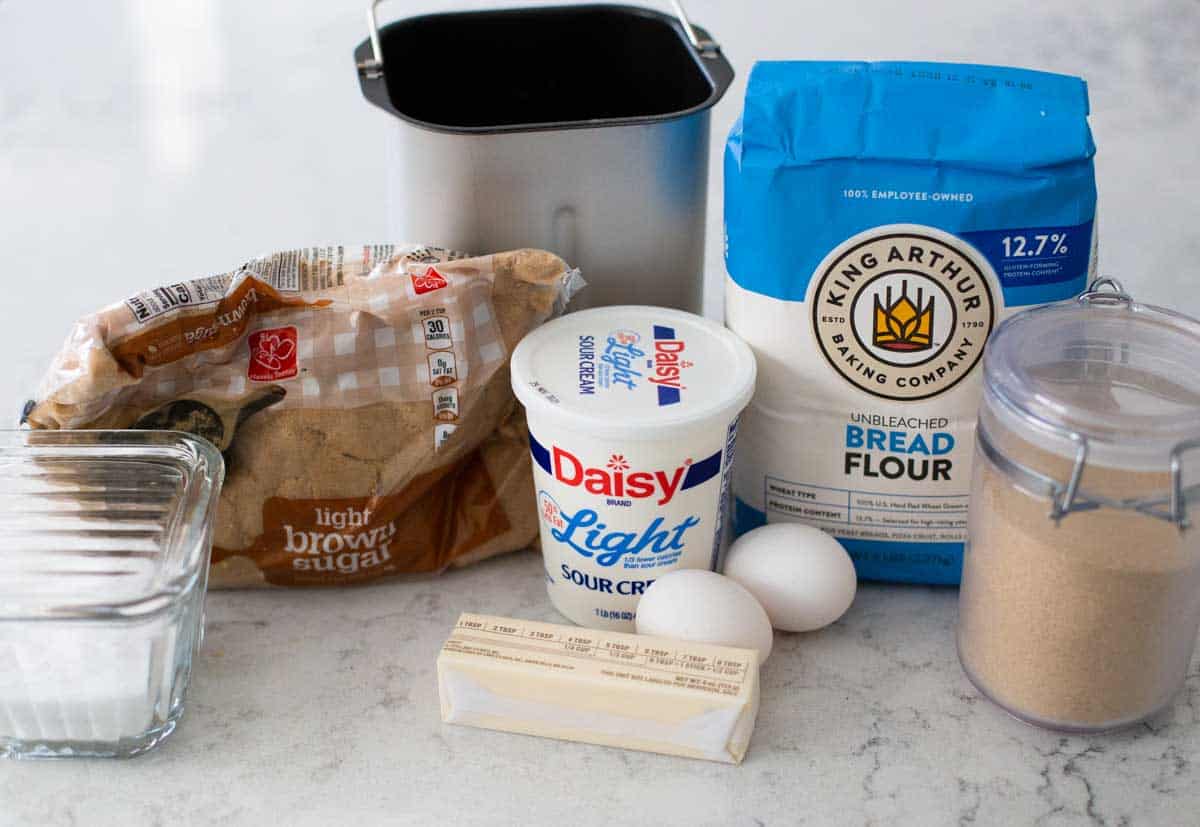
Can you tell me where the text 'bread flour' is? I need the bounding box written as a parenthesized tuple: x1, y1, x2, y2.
(724, 61, 1098, 584)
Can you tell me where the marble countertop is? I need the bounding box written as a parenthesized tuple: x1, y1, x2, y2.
(4, 550, 1200, 825)
(2, 0, 1199, 823)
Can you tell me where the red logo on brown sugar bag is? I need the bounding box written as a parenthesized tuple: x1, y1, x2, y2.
(411, 267, 448, 295)
(248, 326, 299, 381)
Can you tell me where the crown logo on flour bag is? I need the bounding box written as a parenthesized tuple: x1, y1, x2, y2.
(873, 280, 934, 352)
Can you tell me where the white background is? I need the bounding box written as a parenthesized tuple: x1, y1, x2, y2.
(1, 0, 1197, 416)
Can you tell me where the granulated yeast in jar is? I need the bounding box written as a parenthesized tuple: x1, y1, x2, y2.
(958, 281, 1200, 731)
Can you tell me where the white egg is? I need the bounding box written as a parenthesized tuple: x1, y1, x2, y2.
(723, 523, 857, 632)
(636, 569, 773, 664)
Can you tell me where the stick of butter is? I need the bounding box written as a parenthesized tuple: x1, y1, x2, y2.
(437, 613, 760, 764)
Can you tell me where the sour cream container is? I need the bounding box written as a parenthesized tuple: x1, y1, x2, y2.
(511, 306, 756, 630)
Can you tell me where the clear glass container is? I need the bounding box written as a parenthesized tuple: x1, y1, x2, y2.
(0, 430, 223, 758)
(958, 280, 1200, 732)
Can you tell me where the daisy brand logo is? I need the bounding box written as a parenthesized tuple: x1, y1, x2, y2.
(411, 266, 448, 296)
(527, 435, 725, 507)
(248, 326, 299, 382)
(648, 325, 691, 406)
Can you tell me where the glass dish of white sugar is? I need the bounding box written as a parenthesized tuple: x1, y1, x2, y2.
(0, 430, 223, 758)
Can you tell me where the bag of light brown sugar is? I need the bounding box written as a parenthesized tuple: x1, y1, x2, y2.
(26, 245, 583, 587)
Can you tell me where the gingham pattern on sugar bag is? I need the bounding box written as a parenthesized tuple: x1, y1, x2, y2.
(104, 244, 425, 343)
(270, 265, 503, 409)
(104, 246, 509, 417)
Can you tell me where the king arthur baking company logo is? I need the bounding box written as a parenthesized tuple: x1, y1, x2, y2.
(811, 228, 995, 401)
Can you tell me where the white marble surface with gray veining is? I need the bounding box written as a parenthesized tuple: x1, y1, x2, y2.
(2, 0, 1199, 824)
(3, 551, 1199, 826)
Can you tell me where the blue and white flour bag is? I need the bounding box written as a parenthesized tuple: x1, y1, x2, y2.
(724, 61, 1097, 584)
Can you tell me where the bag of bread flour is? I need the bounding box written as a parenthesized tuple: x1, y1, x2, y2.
(725, 61, 1097, 584)
(27, 245, 581, 587)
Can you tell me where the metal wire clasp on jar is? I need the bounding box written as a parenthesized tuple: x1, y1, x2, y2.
(957, 279, 1200, 732)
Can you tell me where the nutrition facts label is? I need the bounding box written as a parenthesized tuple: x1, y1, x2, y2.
(417, 305, 458, 449)
(764, 476, 967, 542)
(445, 615, 754, 692)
